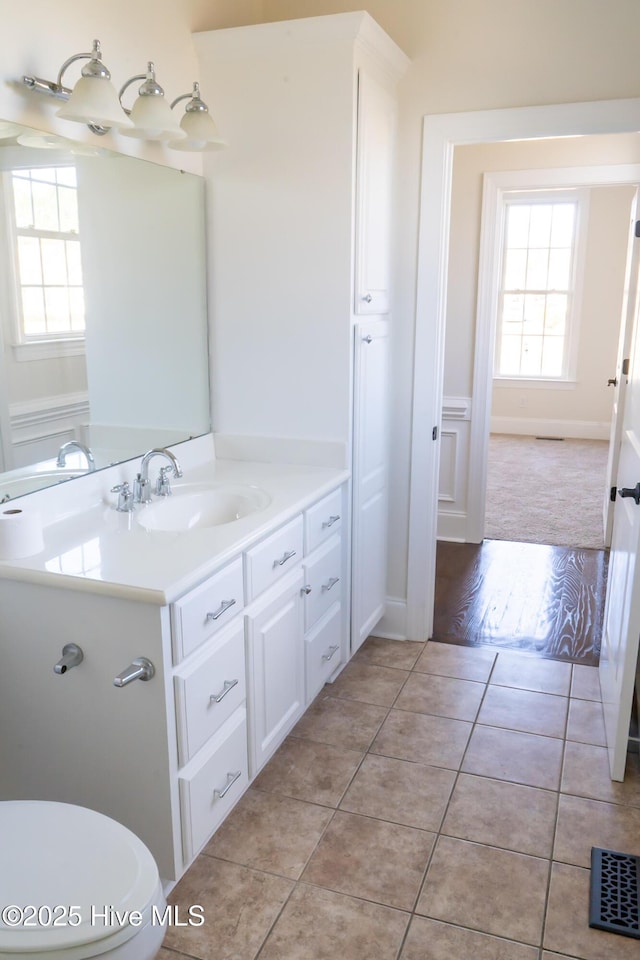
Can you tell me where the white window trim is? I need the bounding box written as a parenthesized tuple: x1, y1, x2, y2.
(492, 184, 589, 384)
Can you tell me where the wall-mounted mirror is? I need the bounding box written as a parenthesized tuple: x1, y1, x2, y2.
(0, 121, 210, 502)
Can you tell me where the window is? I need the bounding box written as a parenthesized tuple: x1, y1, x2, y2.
(495, 191, 584, 381)
(8, 166, 85, 344)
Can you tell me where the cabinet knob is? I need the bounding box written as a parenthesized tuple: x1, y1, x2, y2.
(362, 334, 373, 344)
(362, 293, 373, 303)
(301, 584, 312, 596)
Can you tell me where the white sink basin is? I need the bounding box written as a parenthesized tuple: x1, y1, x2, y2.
(135, 483, 271, 532)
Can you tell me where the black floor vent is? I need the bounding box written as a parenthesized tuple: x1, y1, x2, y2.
(590, 847, 640, 939)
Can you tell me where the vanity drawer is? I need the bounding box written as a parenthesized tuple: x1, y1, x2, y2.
(306, 603, 343, 702)
(305, 487, 342, 554)
(245, 515, 303, 601)
(179, 707, 249, 864)
(174, 619, 246, 766)
(172, 556, 244, 662)
(303, 535, 342, 631)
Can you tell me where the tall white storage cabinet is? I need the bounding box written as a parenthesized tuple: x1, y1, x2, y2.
(195, 14, 409, 653)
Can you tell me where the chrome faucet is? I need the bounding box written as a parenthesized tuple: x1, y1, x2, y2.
(56, 440, 96, 472)
(134, 448, 183, 503)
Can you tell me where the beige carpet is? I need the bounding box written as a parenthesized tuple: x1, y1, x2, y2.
(485, 434, 609, 549)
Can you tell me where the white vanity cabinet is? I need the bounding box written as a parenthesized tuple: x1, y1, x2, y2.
(196, 14, 408, 653)
(0, 477, 348, 885)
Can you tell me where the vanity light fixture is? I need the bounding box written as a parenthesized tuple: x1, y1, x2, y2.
(168, 83, 226, 152)
(118, 62, 186, 141)
(22, 40, 132, 134)
(20, 41, 226, 151)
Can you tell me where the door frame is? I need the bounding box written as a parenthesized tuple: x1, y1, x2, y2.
(406, 97, 640, 642)
(469, 164, 640, 544)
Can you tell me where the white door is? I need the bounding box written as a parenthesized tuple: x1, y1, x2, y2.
(603, 189, 640, 546)
(600, 225, 640, 780)
(351, 319, 390, 651)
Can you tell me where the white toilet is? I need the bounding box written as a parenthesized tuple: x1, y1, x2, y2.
(0, 801, 167, 959)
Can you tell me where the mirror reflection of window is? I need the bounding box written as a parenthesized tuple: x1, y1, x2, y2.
(9, 166, 85, 343)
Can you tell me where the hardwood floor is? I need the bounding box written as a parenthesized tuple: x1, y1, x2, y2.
(433, 539, 608, 666)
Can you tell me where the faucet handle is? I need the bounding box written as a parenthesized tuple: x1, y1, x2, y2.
(111, 481, 134, 512)
(155, 466, 174, 497)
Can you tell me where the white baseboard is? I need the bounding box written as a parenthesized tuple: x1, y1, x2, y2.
(374, 598, 409, 641)
(437, 509, 468, 541)
(490, 416, 610, 441)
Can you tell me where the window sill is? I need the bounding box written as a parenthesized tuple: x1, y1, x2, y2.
(12, 339, 85, 362)
(493, 377, 577, 391)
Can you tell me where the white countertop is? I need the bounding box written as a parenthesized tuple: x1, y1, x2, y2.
(0, 457, 349, 604)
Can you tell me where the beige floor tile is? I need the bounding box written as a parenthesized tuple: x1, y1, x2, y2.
(291, 694, 388, 751)
(414, 642, 496, 682)
(253, 737, 363, 807)
(479, 684, 568, 738)
(340, 753, 456, 831)
(462, 725, 564, 790)
(561, 741, 640, 807)
(554, 793, 640, 867)
(203, 788, 333, 879)
(301, 810, 435, 910)
(566, 698, 606, 746)
(395, 672, 485, 721)
(328, 660, 409, 706)
(442, 773, 557, 857)
(165, 856, 293, 960)
(400, 916, 539, 960)
(355, 635, 425, 670)
(491, 652, 572, 695)
(371, 709, 472, 769)
(416, 836, 548, 945)
(258, 884, 410, 960)
(544, 862, 639, 959)
(571, 664, 602, 701)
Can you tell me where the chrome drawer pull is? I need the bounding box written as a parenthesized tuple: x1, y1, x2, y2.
(213, 770, 242, 800)
(301, 584, 312, 596)
(273, 549, 296, 568)
(322, 514, 340, 528)
(322, 644, 340, 662)
(206, 599, 236, 622)
(322, 576, 340, 592)
(210, 679, 239, 704)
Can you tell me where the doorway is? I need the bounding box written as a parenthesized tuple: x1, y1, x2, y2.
(406, 97, 640, 643)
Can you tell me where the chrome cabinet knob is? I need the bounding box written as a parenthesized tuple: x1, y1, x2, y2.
(362, 293, 373, 303)
(362, 334, 373, 344)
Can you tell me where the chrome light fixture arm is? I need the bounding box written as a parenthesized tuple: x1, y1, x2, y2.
(22, 39, 111, 135)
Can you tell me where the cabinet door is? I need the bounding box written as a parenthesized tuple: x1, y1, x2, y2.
(354, 70, 396, 315)
(352, 320, 390, 651)
(246, 569, 305, 775)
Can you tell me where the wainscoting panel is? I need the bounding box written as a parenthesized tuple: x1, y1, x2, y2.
(10, 392, 90, 467)
(438, 396, 472, 541)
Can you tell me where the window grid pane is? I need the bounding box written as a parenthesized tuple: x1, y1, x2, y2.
(498, 199, 576, 379)
(10, 167, 85, 340)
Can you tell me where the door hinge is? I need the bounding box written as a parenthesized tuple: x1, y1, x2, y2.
(611, 485, 618, 502)
(623, 357, 630, 376)
(432, 426, 438, 441)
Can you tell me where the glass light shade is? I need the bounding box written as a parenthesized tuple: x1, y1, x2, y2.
(120, 93, 185, 141)
(168, 109, 226, 152)
(57, 75, 133, 129)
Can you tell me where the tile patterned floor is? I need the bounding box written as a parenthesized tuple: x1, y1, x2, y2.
(158, 638, 640, 960)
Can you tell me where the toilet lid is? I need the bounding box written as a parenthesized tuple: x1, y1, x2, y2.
(0, 801, 161, 953)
